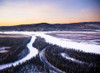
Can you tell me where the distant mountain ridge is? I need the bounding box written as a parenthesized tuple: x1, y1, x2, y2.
(0, 22, 100, 31)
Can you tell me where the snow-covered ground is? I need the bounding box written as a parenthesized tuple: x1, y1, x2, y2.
(40, 49, 65, 73)
(0, 31, 100, 70)
(34, 32, 100, 54)
(60, 53, 86, 64)
(0, 31, 100, 54)
(0, 47, 10, 53)
(0, 35, 38, 70)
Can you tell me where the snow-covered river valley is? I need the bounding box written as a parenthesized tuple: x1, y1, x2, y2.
(0, 31, 100, 72)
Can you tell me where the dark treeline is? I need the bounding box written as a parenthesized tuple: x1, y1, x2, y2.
(0, 36, 100, 73)
(45, 45, 99, 73)
(33, 37, 100, 73)
(0, 55, 44, 73)
(0, 46, 29, 64)
(0, 22, 100, 31)
(0, 37, 31, 64)
(33, 36, 49, 51)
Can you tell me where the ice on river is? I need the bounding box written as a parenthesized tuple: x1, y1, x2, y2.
(0, 36, 38, 70)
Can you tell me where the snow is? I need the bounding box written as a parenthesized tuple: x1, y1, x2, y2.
(34, 32, 100, 54)
(0, 31, 100, 54)
(61, 53, 86, 64)
(0, 47, 10, 53)
(0, 31, 100, 70)
(0, 36, 38, 70)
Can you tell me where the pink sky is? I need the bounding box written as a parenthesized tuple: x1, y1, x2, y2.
(0, 0, 100, 26)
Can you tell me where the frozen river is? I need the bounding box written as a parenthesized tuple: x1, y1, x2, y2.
(0, 31, 100, 70)
(0, 35, 38, 70)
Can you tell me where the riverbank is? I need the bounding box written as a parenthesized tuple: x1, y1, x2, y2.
(0, 34, 31, 64)
(0, 31, 100, 73)
(33, 37, 99, 73)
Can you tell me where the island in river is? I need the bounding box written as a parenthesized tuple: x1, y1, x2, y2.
(0, 22, 100, 73)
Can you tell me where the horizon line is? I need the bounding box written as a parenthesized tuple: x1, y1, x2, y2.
(0, 21, 100, 27)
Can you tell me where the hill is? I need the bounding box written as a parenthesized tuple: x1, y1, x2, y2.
(0, 22, 100, 31)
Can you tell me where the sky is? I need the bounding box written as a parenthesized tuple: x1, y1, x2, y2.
(0, 0, 100, 26)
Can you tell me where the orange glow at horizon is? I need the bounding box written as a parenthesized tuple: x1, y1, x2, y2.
(0, 0, 100, 26)
(0, 18, 100, 26)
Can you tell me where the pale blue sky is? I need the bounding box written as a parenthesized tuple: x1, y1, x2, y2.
(0, 0, 100, 26)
